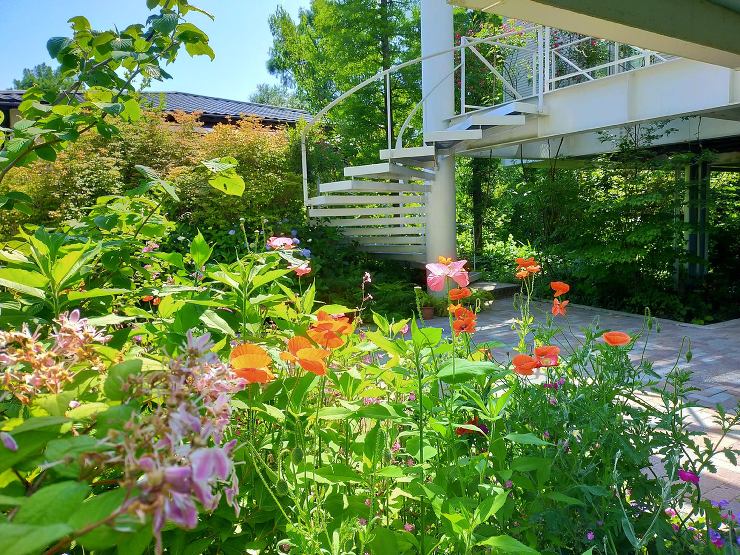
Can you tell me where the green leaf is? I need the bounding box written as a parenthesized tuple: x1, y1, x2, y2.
(68, 489, 128, 550)
(313, 464, 364, 484)
(369, 527, 399, 554)
(476, 535, 539, 553)
(0, 268, 48, 298)
(411, 319, 442, 349)
(104, 360, 143, 400)
(190, 231, 212, 268)
(504, 433, 552, 446)
(437, 359, 503, 384)
(47, 37, 72, 58)
(0, 523, 72, 555)
(67, 287, 128, 301)
(15, 481, 90, 525)
(208, 172, 245, 197)
(475, 491, 509, 524)
(200, 309, 235, 336)
(546, 492, 585, 506)
(36, 144, 57, 161)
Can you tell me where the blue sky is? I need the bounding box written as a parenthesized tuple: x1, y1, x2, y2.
(0, 1, 310, 100)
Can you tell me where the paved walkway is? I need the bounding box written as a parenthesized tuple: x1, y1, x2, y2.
(429, 297, 740, 510)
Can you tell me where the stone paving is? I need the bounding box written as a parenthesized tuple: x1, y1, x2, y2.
(429, 295, 740, 509)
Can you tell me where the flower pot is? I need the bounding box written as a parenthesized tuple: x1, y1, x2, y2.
(422, 306, 435, 320)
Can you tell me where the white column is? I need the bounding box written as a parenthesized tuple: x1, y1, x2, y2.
(421, 0, 457, 269)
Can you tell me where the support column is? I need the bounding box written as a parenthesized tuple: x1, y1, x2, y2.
(421, 0, 456, 268)
(682, 161, 710, 285)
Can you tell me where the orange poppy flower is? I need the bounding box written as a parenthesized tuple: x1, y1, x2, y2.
(313, 311, 353, 335)
(515, 257, 536, 269)
(449, 287, 472, 301)
(552, 298, 569, 316)
(512, 354, 539, 376)
(602, 331, 631, 347)
(515, 269, 529, 280)
(152, 297, 161, 306)
(230, 343, 275, 384)
(534, 345, 560, 367)
(280, 335, 330, 376)
(448, 303, 463, 314)
(550, 281, 570, 297)
(453, 317, 476, 335)
(453, 306, 475, 320)
(526, 265, 541, 274)
(141, 295, 154, 302)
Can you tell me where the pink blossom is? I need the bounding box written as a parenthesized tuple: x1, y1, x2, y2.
(266, 236, 295, 250)
(425, 258, 469, 291)
(392, 440, 401, 453)
(678, 469, 700, 485)
(142, 241, 159, 253)
(404, 523, 415, 532)
(289, 263, 311, 276)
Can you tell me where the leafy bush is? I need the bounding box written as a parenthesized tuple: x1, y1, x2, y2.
(1, 177, 738, 553)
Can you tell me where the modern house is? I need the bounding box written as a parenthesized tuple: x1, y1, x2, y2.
(0, 90, 310, 129)
(300, 0, 740, 277)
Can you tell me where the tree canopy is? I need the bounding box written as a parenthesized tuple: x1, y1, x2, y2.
(11, 63, 74, 90)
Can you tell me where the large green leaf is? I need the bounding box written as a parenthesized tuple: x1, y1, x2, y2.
(504, 433, 552, 446)
(104, 359, 143, 400)
(14, 481, 90, 525)
(476, 535, 540, 553)
(190, 231, 213, 268)
(0, 522, 72, 555)
(437, 359, 503, 384)
(0, 268, 48, 298)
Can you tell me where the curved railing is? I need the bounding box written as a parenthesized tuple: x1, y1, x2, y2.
(300, 24, 672, 205)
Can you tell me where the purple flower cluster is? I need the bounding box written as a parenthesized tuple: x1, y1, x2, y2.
(543, 377, 566, 390)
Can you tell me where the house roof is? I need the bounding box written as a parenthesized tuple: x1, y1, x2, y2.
(0, 90, 311, 125)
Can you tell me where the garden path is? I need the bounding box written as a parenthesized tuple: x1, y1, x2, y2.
(430, 298, 740, 510)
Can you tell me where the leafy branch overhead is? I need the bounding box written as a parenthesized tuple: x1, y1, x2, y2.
(0, 0, 214, 185)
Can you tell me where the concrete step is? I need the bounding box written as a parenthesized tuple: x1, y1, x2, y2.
(309, 205, 425, 218)
(471, 281, 520, 298)
(344, 162, 433, 181)
(319, 180, 429, 194)
(307, 194, 425, 206)
(379, 145, 436, 165)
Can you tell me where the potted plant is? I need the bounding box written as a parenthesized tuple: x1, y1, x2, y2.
(414, 287, 437, 320)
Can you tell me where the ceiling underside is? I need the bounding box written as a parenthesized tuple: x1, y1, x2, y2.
(451, 0, 740, 68)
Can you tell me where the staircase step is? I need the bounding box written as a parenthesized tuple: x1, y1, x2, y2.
(448, 114, 526, 131)
(309, 206, 425, 218)
(361, 244, 427, 254)
(472, 281, 520, 298)
(342, 226, 425, 237)
(351, 235, 426, 245)
(372, 252, 427, 265)
(424, 129, 483, 143)
(319, 180, 429, 194)
(307, 195, 424, 207)
(344, 162, 433, 181)
(324, 216, 426, 227)
(447, 101, 542, 125)
(379, 145, 436, 165)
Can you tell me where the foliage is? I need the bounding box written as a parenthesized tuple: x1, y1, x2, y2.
(11, 63, 74, 91)
(1, 195, 738, 554)
(249, 83, 305, 110)
(0, 0, 214, 187)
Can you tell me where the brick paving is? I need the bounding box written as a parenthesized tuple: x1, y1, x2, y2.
(428, 295, 740, 510)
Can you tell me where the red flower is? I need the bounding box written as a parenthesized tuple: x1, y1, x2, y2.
(455, 416, 489, 436)
(512, 354, 539, 376)
(550, 281, 570, 297)
(453, 317, 476, 335)
(534, 345, 560, 367)
(602, 331, 631, 347)
(552, 298, 569, 316)
(449, 287, 472, 301)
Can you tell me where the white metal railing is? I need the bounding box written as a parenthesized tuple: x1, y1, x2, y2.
(300, 24, 675, 205)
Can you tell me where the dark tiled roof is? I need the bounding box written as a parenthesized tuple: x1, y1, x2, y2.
(0, 90, 311, 125)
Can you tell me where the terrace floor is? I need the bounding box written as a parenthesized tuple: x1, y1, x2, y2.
(431, 297, 740, 510)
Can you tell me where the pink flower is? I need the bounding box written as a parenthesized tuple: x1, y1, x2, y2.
(290, 263, 311, 276)
(678, 469, 700, 485)
(358, 518, 368, 526)
(400, 324, 409, 335)
(266, 236, 295, 250)
(403, 523, 415, 532)
(586, 531, 595, 541)
(425, 257, 469, 291)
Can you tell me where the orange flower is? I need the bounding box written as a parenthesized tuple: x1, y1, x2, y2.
(448, 303, 463, 314)
(438, 256, 453, 265)
(602, 331, 631, 347)
(526, 265, 541, 274)
(552, 298, 569, 316)
(550, 281, 570, 297)
(534, 345, 560, 367)
(515, 269, 529, 280)
(453, 317, 476, 335)
(512, 354, 539, 376)
(230, 343, 275, 384)
(141, 295, 154, 302)
(152, 297, 161, 306)
(307, 311, 354, 349)
(515, 257, 536, 269)
(280, 335, 330, 376)
(453, 306, 475, 320)
(449, 287, 472, 301)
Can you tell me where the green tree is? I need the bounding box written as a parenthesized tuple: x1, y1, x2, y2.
(249, 82, 304, 109)
(11, 63, 74, 90)
(267, 0, 421, 165)
(0, 0, 214, 187)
